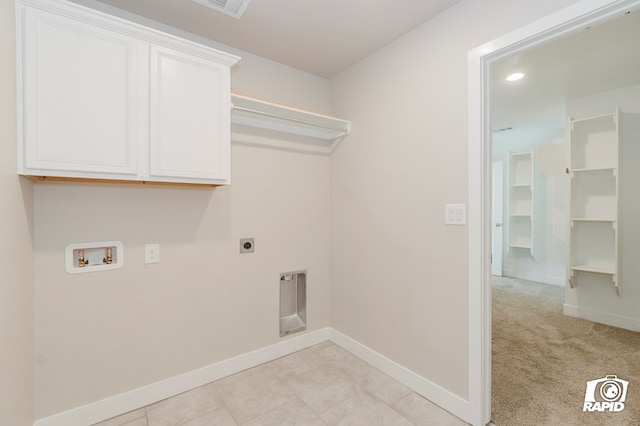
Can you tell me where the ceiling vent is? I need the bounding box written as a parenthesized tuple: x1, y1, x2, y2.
(191, 0, 252, 19)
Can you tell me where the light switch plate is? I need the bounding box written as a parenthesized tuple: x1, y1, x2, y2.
(445, 204, 466, 226)
(145, 243, 160, 264)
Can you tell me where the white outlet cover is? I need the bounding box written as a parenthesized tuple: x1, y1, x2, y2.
(145, 243, 160, 264)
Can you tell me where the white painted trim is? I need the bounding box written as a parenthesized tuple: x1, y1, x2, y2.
(468, 1, 640, 425)
(34, 328, 474, 426)
(467, 23, 491, 426)
(34, 328, 331, 426)
(563, 304, 640, 332)
(501, 269, 565, 287)
(329, 329, 471, 423)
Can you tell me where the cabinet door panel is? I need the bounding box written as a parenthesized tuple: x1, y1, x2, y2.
(149, 45, 230, 183)
(22, 8, 139, 176)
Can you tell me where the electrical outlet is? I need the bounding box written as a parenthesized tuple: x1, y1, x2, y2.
(145, 243, 160, 264)
(240, 238, 255, 254)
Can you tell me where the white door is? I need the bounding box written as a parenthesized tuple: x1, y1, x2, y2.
(492, 161, 504, 276)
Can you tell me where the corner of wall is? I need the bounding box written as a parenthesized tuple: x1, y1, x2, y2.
(1, 0, 36, 424)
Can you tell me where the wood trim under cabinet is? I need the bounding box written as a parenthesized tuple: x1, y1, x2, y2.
(24, 175, 221, 187)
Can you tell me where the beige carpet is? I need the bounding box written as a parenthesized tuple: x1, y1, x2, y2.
(491, 277, 640, 426)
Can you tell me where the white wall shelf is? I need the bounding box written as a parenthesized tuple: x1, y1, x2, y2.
(507, 151, 535, 257)
(231, 93, 351, 142)
(567, 107, 621, 295)
(571, 167, 616, 173)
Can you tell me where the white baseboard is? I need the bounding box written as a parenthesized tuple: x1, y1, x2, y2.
(329, 329, 471, 424)
(34, 327, 471, 426)
(502, 269, 565, 286)
(563, 304, 640, 332)
(34, 328, 331, 426)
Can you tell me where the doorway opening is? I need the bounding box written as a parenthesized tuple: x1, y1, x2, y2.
(468, 1, 640, 424)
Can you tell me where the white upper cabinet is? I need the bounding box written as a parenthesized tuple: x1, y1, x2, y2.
(149, 45, 230, 183)
(17, 0, 239, 185)
(20, 4, 141, 178)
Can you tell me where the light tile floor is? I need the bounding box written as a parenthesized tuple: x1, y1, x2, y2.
(94, 341, 469, 426)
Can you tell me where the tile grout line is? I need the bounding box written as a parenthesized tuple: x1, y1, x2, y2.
(103, 341, 465, 426)
(217, 364, 298, 425)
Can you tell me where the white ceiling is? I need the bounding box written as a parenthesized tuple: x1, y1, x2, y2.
(91, 0, 463, 78)
(80, 0, 638, 136)
(491, 10, 640, 137)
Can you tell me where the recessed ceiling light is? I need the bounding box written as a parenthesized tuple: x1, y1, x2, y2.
(506, 72, 525, 82)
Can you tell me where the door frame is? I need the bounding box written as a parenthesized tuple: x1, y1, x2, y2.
(491, 161, 504, 277)
(466, 0, 640, 424)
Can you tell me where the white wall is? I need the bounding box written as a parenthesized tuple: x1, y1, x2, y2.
(33, 1, 333, 419)
(493, 130, 568, 285)
(10, 0, 603, 421)
(330, 0, 582, 402)
(0, 0, 35, 424)
(67, 0, 331, 112)
(564, 84, 640, 331)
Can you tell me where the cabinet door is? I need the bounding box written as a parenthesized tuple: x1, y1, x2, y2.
(20, 7, 140, 178)
(149, 45, 231, 184)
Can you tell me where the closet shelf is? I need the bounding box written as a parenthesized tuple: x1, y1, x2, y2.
(570, 111, 616, 125)
(567, 107, 621, 295)
(570, 264, 615, 275)
(507, 150, 535, 259)
(570, 167, 617, 174)
(570, 217, 615, 223)
(230, 93, 351, 141)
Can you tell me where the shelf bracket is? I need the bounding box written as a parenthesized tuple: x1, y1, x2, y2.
(568, 270, 575, 288)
